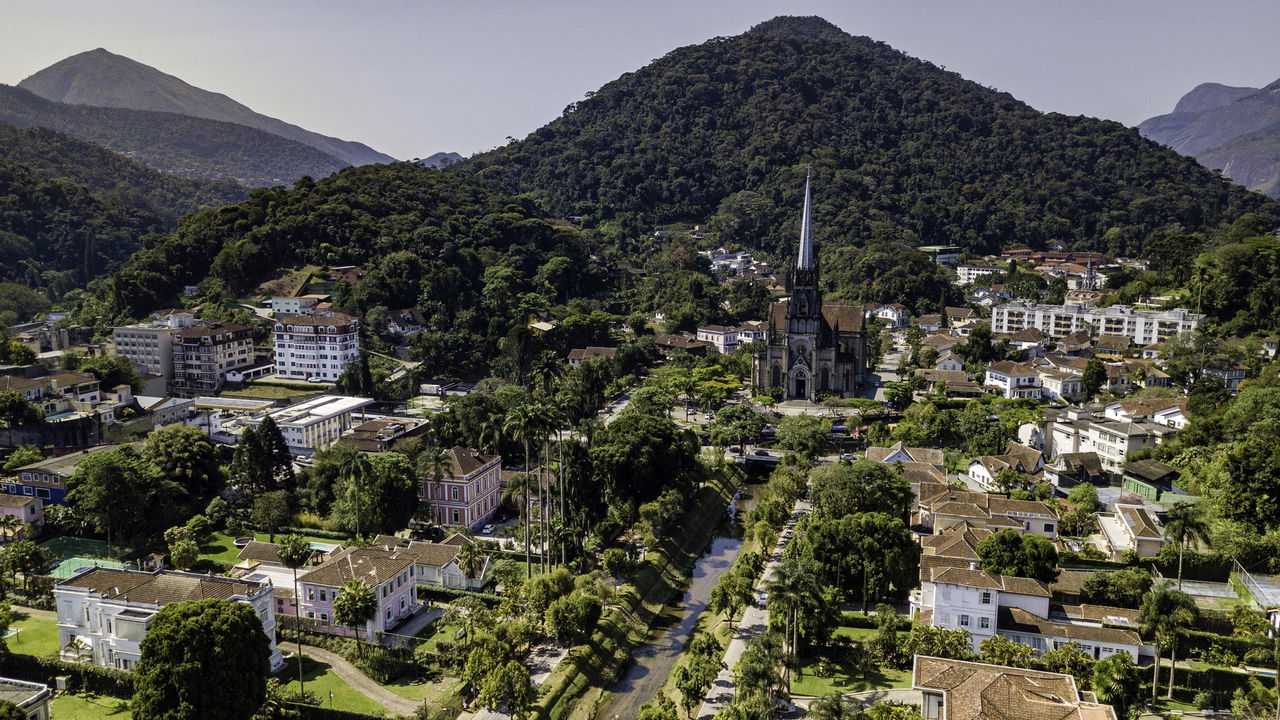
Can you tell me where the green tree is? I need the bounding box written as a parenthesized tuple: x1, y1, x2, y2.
(775, 415, 831, 458)
(251, 491, 291, 542)
(1091, 653, 1142, 719)
(0, 391, 40, 445)
(1082, 358, 1107, 398)
(976, 529, 1059, 583)
(1039, 641, 1095, 686)
(673, 653, 721, 717)
(131, 598, 269, 720)
(478, 660, 535, 720)
(276, 534, 311, 697)
(1080, 567, 1153, 609)
(168, 538, 199, 571)
(905, 625, 972, 660)
(601, 548, 634, 583)
(330, 452, 415, 536)
(1139, 585, 1198, 700)
(462, 633, 512, 690)
(229, 426, 273, 510)
(809, 461, 913, 521)
(0, 701, 24, 720)
(0, 445, 40, 471)
(710, 567, 755, 625)
(1164, 502, 1211, 590)
(67, 445, 181, 551)
(978, 634, 1034, 668)
(637, 694, 680, 720)
(808, 693, 859, 720)
(143, 424, 224, 498)
(256, 416, 296, 492)
(544, 593, 602, 647)
(766, 558, 820, 683)
(333, 579, 378, 655)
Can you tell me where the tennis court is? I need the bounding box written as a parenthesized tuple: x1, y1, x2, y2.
(48, 556, 127, 579)
(39, 536, 138, 563)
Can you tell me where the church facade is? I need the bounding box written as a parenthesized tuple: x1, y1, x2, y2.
(752, 174, 867, 401)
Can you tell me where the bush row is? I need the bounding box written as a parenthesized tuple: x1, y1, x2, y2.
(277, 526, 351, 541)
(287, 703, 383, 720)
(277, 622, 416, 683)
(417, 585, 505, 606)
(0, 652, 132, 697)
(1182, 628, 1270, 659)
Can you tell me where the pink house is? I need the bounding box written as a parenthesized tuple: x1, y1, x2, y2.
(0, 493, 42, 540)
(419, 447, 502, 530)
(296, 547, 419, 638)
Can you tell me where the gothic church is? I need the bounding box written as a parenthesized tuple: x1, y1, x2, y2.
(752, 173, 867, 401)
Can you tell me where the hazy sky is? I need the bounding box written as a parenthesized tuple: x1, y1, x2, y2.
(3, 0, 1279, 161)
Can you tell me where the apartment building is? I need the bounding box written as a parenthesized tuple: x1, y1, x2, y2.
(243, 395, 374, 453)
(991, 301, 1204, 345)
(54, 567, 283, 672)
(169, 322, 254, 397)
(984, 361, 1041, 400)
(695, 326, 740, 354)
(113, 319, 187, 381)
(419, 447, 502, 530)
(1045, 408, 1174, 474)
(272, 312, 360, 382)
(955, 262, 999, 285)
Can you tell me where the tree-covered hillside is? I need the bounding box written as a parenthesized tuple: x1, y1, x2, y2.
(471, 16, 1277, 262)
(0, 121, 246, 225)
(0, 84, 348, 186)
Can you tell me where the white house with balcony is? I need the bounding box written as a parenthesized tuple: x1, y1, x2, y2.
(912, 566, 1051, 653)
(984, 361, 1041, 400)
(54, 567, 283, 672)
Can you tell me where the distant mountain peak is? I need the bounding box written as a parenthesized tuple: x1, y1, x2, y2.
(19, 49, 396, 167)
(747, 16, 849, 41)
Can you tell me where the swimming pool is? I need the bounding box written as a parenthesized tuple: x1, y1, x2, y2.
(308, 542, 340, 553)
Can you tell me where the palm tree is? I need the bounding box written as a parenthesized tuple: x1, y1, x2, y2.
(417, 444, 450, 528)
(503, 404, 538, 577)
(277, 533, 312, 696)
(0, 516, 20, 544)
(456, 540, 487, 582)
(766, 558, 820, 685)
(807, 693, 858, 720)
(1163, 503, 1210, 590)
(338, 452, 373, 538)
(1138, 584, 1198, 700)
(333, 579, 378, 658)
(63, 638, 92, 663)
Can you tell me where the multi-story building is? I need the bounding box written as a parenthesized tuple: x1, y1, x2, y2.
(0, 492, 42, 539)
(296, 547, 419, 637)
(695, 326, 740, 354)
(419, 447, 502, 530)
(954, 262, 999, 285)
(6, 444, 127, 505)
(169, 322, 254, 397)
(0, 677, 51, 720)
(1045, 408, 1174, 474)
(243, 395, 375, 453)
(54, 567, 283, 672)
(269, 295, 329, 317)
(272, 312, 360, 383)
(917, 484, 1058, 539)
(113, 316, 189, 382)
(991, 301, 1204, 345)
(915, 657, 1119, 720)
(0, 372, 101, 418)
(983, 361, 1041, 400)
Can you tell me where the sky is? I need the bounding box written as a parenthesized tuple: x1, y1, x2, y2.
(3, 0, 1280, 161)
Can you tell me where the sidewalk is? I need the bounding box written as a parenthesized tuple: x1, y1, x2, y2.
(695, 492, 812, 720)
(281, 641, 421, 717)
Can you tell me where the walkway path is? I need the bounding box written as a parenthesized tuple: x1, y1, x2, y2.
(281, 641, 421, 717)
(695, 493, 812, 720)
(595, 536, 744, 720)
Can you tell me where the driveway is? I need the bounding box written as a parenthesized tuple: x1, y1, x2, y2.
(596, 536, 744, 720)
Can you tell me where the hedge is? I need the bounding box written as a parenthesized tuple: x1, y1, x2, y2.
(288, 703, 383, 720)
(277, 526, 352, 541)
(417, 585, 504, 606)
(0, 653, 132, 696)
(1182, 629, 1269, 660)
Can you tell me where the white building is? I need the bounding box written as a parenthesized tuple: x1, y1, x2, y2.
(273, 312, 360, 382)
(1045, 409, 1174, 474)
(955, 262, 999, 285)
(695, 326, 740, 354)
(1037, 369, 1083, 403)
(244, 395, 375, 453)
(913, 566, 1050, 652)
(112, 313, 195, 381)
(864, 303, 909, 328)
(984, 361, 1041, 400)
(0, 678, 50, 720)
(54, 567, 283, 672)
(991, 301, 1204, 346)
(270, 295, 328, 317)
(935, 352, 964, 372)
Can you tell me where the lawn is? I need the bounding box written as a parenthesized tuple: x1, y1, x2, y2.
(6, 609, 59, 658)
(40, 536, 139, 563)
(416, 621, 463, 654)
(280, 655, 389, 716)
(50, 692, 132, 719)
(222, 384, 320, 401)
(789, 617, 913, 697)
(200, 531, 352, 568)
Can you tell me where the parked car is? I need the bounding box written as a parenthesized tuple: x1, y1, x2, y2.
(753, 449, 771, 457)
(481, 524, 495, 535)
(729, 446, 742, 454)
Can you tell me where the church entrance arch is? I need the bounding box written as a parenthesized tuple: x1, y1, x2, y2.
(790, 368, 809, 400)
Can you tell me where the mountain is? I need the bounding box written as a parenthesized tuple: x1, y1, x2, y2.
(470, 15, 1276, 260)
(1139, 79, 1280, 196)
(0, 120, 246, 225)
(19, 48, 395, 167)
(0, 84, 348, 186)
(420, 151, 464, 168)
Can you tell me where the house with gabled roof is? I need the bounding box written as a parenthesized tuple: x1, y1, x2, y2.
(914, 656, 1118, 720)
(935, 351, 964, 372)
(418, 446, 502, 530)
(984, 361, 1041, 400)
(966, 441, 1043, 491)
(296, 546, 420, 638)
(917, 484, 1058, 539)
(920, 522, 992, 561)
(1044, 452, 1103, 489)
(912, 564, 1051, 652)
(1099, 504, 1165, 560)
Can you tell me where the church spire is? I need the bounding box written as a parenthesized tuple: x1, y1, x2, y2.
(797, 166, 814, 271)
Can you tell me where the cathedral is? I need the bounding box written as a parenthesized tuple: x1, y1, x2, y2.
(752, 173, 867, 401)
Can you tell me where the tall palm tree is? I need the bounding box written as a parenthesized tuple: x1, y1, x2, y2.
(1163, 503, 1210, 590)
(1138, 584, 1198, 700)
(503, 404, 537, 577)
(333, 579, 378, 658)
(766, 558, 820, 685)
(530, 402, 560, 573)
(277, 534, 313, 696)
(338, 452, 373, 538)
(417, 444, 450, 528)
(456, 540, 487, 582)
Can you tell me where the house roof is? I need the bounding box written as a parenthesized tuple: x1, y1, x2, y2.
(1055, 603, 1140, 626)
(58, 567, 265, 604)
(0, 372, 98, 393)
(919, 486, 1055, 521)
(921, 523, 992, 560)
(566, 346, 618, 361)
(866, 441, 944, 468)
(299, 547, 416, 588)
(1116, 505, 1163, 540)
(0, 492, 39, 508)
(1053, 452, 1102, 477)
(913, 655, 1116, 720)
(1094, 334, 1131, 351)
(931, 567, 1052, 597)
(442, 447, 498, 478)
(236, 541, 283, 565)
(998, 606, 1143, 648)
(895, 461, 947, 485)
(987, 361, 1038, 377)
(1009, 328, 1049, 343)
(277, 312, 358, 328)
(946, 307, 975, 320)
(1050, 570, 1093, 597)
(1122, 459, 1179, 484)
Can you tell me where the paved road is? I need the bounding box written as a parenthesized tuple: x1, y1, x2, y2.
(695, 494, 812, 720)
(281, 641, 421, 717)
(595, 536, 744, 720)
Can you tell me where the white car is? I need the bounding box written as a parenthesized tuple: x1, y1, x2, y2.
(481, 524, 495, 535)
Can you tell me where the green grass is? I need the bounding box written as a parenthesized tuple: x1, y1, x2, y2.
(416, 622, 463, 653)
(280, 655, 389, 717)
(51, 692, 133, 719)
(789, 619, 912, 697)
(6, 609, 59, 658)
(223, 384, 320, 400)
(40, 536, 139, 562)
(200, 531, 351, 568)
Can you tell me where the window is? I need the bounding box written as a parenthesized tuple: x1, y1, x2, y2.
(979, 617, 990, 629)
(1044, 523, 1055, 533)
(980, 591, 992, 605)
(959, 614, 970, 627)
(319, 590, 327, 602)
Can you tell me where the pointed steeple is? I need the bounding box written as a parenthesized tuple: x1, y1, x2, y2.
(797, 166, 814, 271)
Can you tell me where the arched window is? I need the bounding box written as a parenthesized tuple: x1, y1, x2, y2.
(771, 364, 782, 388)
(819, 367, 830, 391)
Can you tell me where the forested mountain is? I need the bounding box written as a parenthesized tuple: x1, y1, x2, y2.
(20, 48, 395, 167)
(0, 84, 348, 186)
(471, 16, 1277, 262)
(420, 151, 464, 168)
(0, 121, 246, 225)
(1140, 79, 1280, 197)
